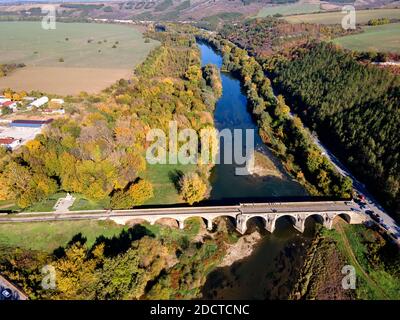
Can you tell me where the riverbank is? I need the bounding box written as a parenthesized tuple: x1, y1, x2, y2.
(290, 225, 354, 300)
(219, 231, 262, 267)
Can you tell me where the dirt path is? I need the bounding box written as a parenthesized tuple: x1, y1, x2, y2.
(335, 221, 389, 299)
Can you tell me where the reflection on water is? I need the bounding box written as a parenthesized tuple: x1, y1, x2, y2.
(202, 218, 321, 300)
(197, 41, 315, 299)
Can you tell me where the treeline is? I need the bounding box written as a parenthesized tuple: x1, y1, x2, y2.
(270, 42, 399, 216)
(197, 35, 352, 197)
(0, 32, 219, 209)
(219, 17, 358, 57)
(0, 63, 25, 77)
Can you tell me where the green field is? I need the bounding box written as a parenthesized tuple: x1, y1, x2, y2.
(0, 220, 127, 252)
(324, 224, 400, 300)
(257, 3, 321, 17)
(0, 217, 203, 253)
(0, 21, 159, 94)
(0, 21, 158, 68)
(333, 23, 400, 53)
(284, 8, 400, 25)
(142, 163, 197, 205)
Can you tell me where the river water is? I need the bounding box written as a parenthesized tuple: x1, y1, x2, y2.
(198, 41, 318, 299)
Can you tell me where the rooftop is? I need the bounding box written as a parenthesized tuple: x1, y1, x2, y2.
(0, 137, 17, 145)
(12, 119, 53, 125)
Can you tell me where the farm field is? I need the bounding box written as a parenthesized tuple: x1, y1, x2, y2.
(0, 21, 159, 94)
(283, 8, 400, 24)
(256, 2, 321, 17)
(333, 23, 400, 53)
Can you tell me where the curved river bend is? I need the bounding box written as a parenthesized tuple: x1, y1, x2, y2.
(198, 41, 318, 299)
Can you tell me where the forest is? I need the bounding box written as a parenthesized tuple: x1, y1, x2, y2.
(0, 217, 236, 299)
(219, 17, 358, 57)
(269, 42, 399, 218)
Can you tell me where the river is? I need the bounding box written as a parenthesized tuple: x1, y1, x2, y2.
(198, 41, 319, 299)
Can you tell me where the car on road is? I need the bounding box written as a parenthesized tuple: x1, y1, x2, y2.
(1, 288, 12, 300)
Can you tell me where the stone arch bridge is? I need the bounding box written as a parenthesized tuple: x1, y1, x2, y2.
(107, 201, 365, 234)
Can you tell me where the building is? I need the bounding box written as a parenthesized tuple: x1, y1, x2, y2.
(23, 96, 35, 102)
(11, 119, 53, 128)
(43, 108, 65, 115)
(0, 97, 11, 104)
(50, 98, 64, 105)
(1, 100, 18, 112)
(0, 137, 21, 150)
(29, 96, 49, 109)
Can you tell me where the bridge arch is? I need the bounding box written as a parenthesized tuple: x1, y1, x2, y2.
(211, 215, 237, 231)
(336, 213, 352, 224)
(304, 213, 325, 226)
(274, 214, 303, 233)
(245, 215, 267, 232)
(154, 217, 180, 229)
(182, 216, 210, 230)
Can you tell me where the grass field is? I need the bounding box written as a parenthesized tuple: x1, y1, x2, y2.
(257, 3, 321, 17)
(284, 8, 400, 25)
(333, 23, 400, 53)
(0, 21, 159, 94)
(0, 217, 202, 252)
(142, 163, 197, 205)
(324, 223, 400, 300)
(0, 220, 128, 252)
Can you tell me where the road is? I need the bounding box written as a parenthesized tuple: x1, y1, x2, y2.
(301, 118, 400, 245)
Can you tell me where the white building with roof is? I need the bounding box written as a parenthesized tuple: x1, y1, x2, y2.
(29, 96, 49, 109)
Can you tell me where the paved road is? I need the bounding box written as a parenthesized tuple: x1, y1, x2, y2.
(306, 125, 400, 245)
(0, 276, 28, 300)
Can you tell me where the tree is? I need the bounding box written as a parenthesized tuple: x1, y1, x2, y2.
(129, 179, 154, 205)
(179, 172, 208, 205)
(111, 179, 154, 209)
(94, 237, 168, 300)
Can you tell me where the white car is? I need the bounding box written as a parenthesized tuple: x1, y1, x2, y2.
(1, 288, 12, 299)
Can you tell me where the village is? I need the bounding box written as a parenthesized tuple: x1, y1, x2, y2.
(0, 91, 65, 150)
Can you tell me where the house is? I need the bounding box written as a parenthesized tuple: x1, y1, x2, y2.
(50, 98, 64, 105)
(22, 96, 35, 102)
(0, 97, 11, 104)
(0, 137, 21, 150)
(43, 108, 65, 115)
(1, 100, 18, 112)
(11, 119, 53, 128)
(29, 96, 49, 109)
